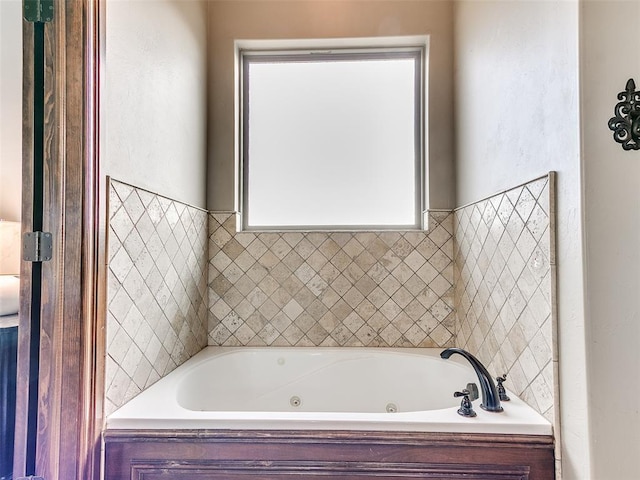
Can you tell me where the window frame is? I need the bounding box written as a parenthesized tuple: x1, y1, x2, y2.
(238, 42, 426, 232)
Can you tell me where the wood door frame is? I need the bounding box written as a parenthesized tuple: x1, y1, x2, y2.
(14, 1, 104, 479)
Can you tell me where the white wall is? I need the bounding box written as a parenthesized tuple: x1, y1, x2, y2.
(207, 0, 455, 211)
(0, 0, 22, 222)
(580, 2, 640, 478)
(105, 0, 208, 208)
(454, 2, 589, 478)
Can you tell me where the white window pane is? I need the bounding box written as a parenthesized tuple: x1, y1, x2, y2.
(245, 55, 419, 228)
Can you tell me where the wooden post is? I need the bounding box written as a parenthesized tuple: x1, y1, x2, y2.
(14, 1, 104, 479)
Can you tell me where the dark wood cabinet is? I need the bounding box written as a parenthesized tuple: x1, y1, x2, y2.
(104, 429, 554, 479)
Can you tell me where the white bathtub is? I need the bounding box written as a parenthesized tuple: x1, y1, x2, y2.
(107, 347, 552, 435)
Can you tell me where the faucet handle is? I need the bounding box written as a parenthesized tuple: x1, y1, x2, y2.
(454, 389, 477, 417)
(465, 382, 479, 401)
(496, 374, 510, 401)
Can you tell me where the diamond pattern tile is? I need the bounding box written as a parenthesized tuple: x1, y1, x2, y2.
(208, 212, 456, 348)
(105, 175, 556, 424)
(453, 175, 556, 421)
(105, 179, 208, 415)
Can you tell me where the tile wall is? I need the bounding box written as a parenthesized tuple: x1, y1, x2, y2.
(104, 175, 557, 423)
(453, 174, 556, 421)
(104, 180, 209, 414)
(208, 212, 456, 347)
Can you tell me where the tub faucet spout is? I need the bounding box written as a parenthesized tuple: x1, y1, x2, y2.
(440, 348, 503, 412)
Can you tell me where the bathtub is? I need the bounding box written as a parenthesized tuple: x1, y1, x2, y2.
(107, 347, 551, 436)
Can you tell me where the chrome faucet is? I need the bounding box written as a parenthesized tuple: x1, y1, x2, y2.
(440, 348, 503, 412)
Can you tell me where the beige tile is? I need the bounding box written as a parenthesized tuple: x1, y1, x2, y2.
(108, 286, 133, 323)
(367, 311, 390, 332)
(343, 237, 365, 258)
(391, 263, 414, 284)
(247, 287, 268, 308)
(393, 312, 415, 334)
(353, 250, 377, 272)
(281, 275, 304, 296)
(258, 299, 280, 320)
(344, 262, 365, 283)
(367, 237, 390, 260)
(429, 324, 453, 346)
(280, 232, 302, 248)
(221, 214, 237, 235)
(258, 276, 280, 297)
(404, 250, 426, 272)
(390, 237, 413, 258)
(294, 312, 316, 333)
(110, 207, 135, 243)
(283, 299, 304, 320)
(318, 262, 340, 283)
(404, 324, 427, 346)
(294, 262, 316, 284)
(367, 263, 388, 283)
(404, 274, 427, 296)
(330, 250, 352, 270)
(354, 324, 376, 345)
(294, 237, 316, 259)
(234, 324, 257, 344)
(306, 323, 329, 344)
(270, 287, 292, 309)
(380, 249, 402, 272)
(234, 250, 256, 272)
(257, 250, 280, 269)
(453, 175, 554, 419)
(318, 238, 341, 260)
(380, 299, 401, 321)
(282, 324, 304, 345)
(270, 311, 292, 333)
(403, 231, 426, 247)
(306, 249, 329, 271)
(380, 274, 401, 296)
(428, 224, 451, 248)
(211, 225, 232, 249)
(246, 238, 268, 260)
(416, 287, 438, 310)
(282, 250, 305, 272)
(110, 247, 134, 284)
(257, 324, 280, 345)
(379, 323, 401, 345)
(391, 286, 413, 309)
(107, 182, 207, 405)
(222, 263, 244, 284)
(429, 274, 452, 297)
(416, 261, 438, 284)
(209, 326, 235, 345)
(343, 286, 365, 308)
(378, 232, 401, 248)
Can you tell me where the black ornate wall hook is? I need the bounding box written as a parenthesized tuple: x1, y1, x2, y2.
(608, 78, 640, 151)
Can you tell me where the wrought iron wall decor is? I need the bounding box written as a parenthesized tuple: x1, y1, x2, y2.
(608, 78, 640, 151)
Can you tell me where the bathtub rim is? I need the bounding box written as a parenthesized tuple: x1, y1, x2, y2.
(106, 346, 553, 436)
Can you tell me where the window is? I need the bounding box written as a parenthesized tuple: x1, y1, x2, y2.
(240, 45, 424, 230)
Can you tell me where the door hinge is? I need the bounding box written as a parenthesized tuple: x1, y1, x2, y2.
(23, 0, 53, 23)
(23, 231, 53, 262)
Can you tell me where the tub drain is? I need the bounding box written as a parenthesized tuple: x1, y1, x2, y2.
(386, 403, 398, 413)
(290, 396, 302, 407)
